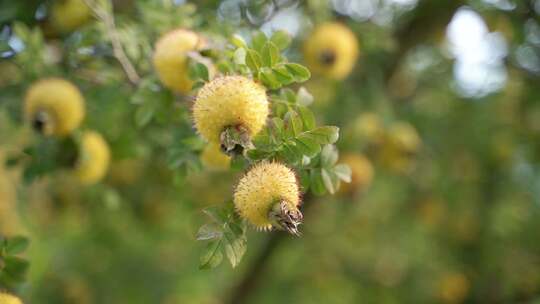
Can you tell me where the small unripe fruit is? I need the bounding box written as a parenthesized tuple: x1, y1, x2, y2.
(0, 293, 23, 304)
(24, 78, 85, 137)
(153, 29, 205, 93)
(74, 131, 110, 185)
(200, 143, 231, 171)
(339, 153, 373, 194)
(193, 75, 269, 144)
(234, 162, 301, 234)
(50, 0, 92, 33)
(303, 22, 359, 79)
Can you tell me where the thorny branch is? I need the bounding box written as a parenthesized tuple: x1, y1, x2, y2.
(83, 0, 140, 85)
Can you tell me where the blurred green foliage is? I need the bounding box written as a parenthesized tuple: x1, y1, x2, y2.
(1, 0, 540, 303)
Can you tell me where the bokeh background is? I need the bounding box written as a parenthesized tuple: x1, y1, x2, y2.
(1, 0, 540, 303)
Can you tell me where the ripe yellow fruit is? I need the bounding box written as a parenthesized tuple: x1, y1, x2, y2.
(437, 272, 470, 304)
(303, 22, 359, 79)
(200, 143, 231, 171)
(153, 29, 206, 94)
(24, 78, 85, 137)
(234, 162, 301, 232)
(50, 0, 92, 33)
(387, 122, 421, 154)
(193, 76, 269, 143)
(339, 153, 373, 194)
(0, 293, 23, 304)
(354, 112, 384, 144)
(74, 131, 110, 185)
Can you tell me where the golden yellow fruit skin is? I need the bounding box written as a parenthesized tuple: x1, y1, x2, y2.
(339, 153, 373, 194)
(50, 0, 92, 33)
(234, 162, 300, 230)
(354, 112, 384, 144)
(303, 22, 359, 79)
(24, 78, 85, 137)
(438, 272, 470, 304)
(387, 122, 421, 153)
(153, 29, 203, 94)
(0, 293, 23, 304)
(193, 76, 269, 143)
(200, 143, 231, 171)
(74, 131, 110, 185)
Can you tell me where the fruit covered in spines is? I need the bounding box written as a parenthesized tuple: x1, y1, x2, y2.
(50, 0, 92, 33)
(24, 78, 85, 137)
(303, 22, 359, 79)
(234, 162, 302, 234)
(339, 153, 374, 194)
(153, 29, 206, 94)
(193, 75, 269, 145)
(200, 143, 231, 171)
(0, 293, 23, 304)
(74, 131, 110, 185)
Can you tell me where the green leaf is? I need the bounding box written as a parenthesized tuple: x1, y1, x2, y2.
(234, 47, 247, 65)
(259, 67, 281, 90)
(334, 164, 352, 183)
(135, 102, 155, 128)
(245, 49, 263, 73)
(284, 111, 303, 137)
(189, 62, 209, 82)
(321, 168, 336, 194)
(272, 65, 294, 85)
(281, 142, 303, 163)
(261, 41, 280, 67)
(299, 170, 311, 191)
(251, 30, 267, 52)
(307, 126, 340, 145)
(199, 240, 223, 269)
(196, 224, 223, 241)
(297, 87, 314, 106)
(270, 30, 292, 50)
(5, 236, 29, 255)
(285, 63, 311, 82)
(321, 144, 339, 168)
(231, 34, 247, 48)
(310, 169, 327, 196)
(297, 105, 316, 130)
(294, 137, 321, 158)
(223, 229, 246, 268)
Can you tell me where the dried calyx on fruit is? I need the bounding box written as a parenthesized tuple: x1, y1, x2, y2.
(193, 76, 269, 156)
(234, 162, 302, 235)
(24, 78, 85, 137)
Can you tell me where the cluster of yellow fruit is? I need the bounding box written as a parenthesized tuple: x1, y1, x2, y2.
(24, 78, 110, 185)
(354, 113, 422, 173)
(0, 292, 23, 304)
(189, 73, 302, 233)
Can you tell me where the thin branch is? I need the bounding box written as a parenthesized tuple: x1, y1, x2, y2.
(83, 0, 140, 85)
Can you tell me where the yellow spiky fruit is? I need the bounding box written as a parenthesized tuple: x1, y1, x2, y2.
(74, 131, 110, 185)
(0, 293, 23, 304)
(339, 153, 374, 194)
(193, 76, 269, 143)
(24, 78, 85, 137)
(354, 112, 384, 144)
(153, 29, 206, 94)
(234, 162, 300, 230)
(303, 22, 359, 79)
(200, 143, 231, 171)
(387, 121, 421, 154)
(50, 0, 92, 33)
